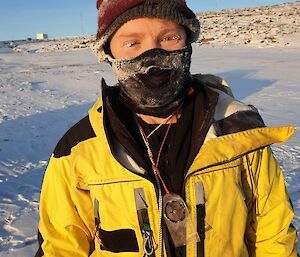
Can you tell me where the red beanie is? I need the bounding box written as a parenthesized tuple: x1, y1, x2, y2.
(95, 0, 200, 61)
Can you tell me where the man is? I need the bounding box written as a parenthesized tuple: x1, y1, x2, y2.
(35, 0, 298, 256)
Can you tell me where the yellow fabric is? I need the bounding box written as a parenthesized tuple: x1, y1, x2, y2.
(38, 96, 298, 257)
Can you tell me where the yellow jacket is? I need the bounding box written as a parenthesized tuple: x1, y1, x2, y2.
(37, 76, 298, 257)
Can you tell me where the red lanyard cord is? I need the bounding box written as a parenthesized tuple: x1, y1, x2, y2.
(136, 118, 173, 196)
(153, 123, 172, 195)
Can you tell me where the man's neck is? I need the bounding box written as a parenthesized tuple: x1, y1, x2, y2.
(136, 113, 181, 124)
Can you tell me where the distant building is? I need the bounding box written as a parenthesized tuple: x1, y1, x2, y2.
(36, 33, 48, 40)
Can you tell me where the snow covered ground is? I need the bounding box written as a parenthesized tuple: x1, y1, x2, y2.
(198, 1, 300, 48)
(0, 44, 299, 256)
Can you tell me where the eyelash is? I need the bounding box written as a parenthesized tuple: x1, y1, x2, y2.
(123, 41, 137, 48)
(162, 35, 182, 42)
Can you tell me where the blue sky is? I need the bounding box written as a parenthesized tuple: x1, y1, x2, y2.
(0, 0, 296, 41)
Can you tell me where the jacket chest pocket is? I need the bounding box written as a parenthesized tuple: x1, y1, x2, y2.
(87, 181, 158, 256)
(188, 162, 249, 256)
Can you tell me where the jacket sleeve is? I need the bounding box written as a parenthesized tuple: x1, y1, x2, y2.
(243, 146, 298, 257)
(36, 155, 94, 257)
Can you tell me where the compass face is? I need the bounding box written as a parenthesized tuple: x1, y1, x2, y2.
(165, 200, 186, 222)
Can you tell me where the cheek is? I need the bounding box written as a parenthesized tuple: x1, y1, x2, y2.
(111, 46, 144, 59)
(162, 42, 187, 51)
(177, 40, 187, 49)
(109, 42, 121, 59)
(116, 49, 139, 59)
(109, 42, 138, 59)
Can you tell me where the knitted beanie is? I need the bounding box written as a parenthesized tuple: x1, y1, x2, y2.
(95, 0, 200, 61)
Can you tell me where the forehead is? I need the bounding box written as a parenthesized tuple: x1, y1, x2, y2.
(114, 17, 185, 36)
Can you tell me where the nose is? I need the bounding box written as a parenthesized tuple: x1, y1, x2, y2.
(142, 38, 162, 53)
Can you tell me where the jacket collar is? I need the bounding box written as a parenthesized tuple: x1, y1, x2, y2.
(88, 78, 295, 176)
(187, 125, 295, 176)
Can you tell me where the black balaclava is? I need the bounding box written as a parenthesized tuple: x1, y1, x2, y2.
(110, 45, 192, 118)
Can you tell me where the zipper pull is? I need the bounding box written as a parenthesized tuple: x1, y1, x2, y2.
(94, 198, 100, 230)
(195, 182, 206, 257)
(143, 229, 154, 256)
(93, 198, 104, 247)
(134, 188, 156, 256)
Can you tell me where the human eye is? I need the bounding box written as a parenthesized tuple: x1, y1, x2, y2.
(161, 34, 182, 42)
(123, 40, 138, 48)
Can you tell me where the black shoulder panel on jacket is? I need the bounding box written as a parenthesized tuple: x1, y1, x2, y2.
(53, 115, 96, 158)
(34, 230, 44, 257)
(216, 110, 266, 136)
